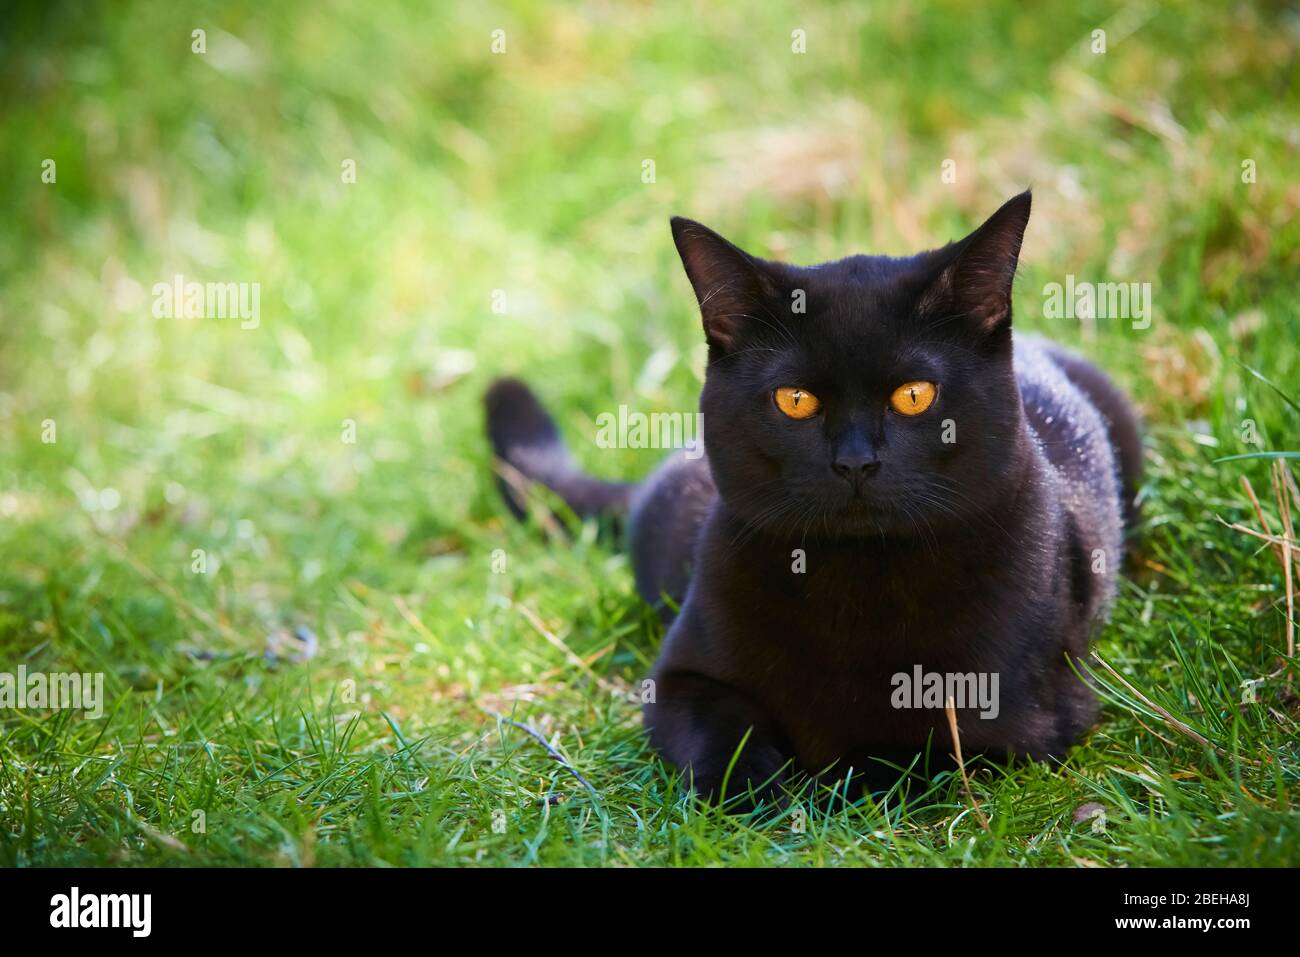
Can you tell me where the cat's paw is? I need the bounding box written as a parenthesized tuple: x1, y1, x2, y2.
(686, 748, 790, 814)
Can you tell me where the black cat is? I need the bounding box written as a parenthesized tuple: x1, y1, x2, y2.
(485, 192, 1141, 805)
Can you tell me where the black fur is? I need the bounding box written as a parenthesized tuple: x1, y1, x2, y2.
(486, 192, 1141, 806)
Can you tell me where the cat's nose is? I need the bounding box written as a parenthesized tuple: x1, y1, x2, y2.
(832, 453, 881, 483)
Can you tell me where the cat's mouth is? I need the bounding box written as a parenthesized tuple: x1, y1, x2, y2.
(829, 498, 889, 535)
(825, 495, 931, 538)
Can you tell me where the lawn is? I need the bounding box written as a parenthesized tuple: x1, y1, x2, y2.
(0, 0, 1297, 866)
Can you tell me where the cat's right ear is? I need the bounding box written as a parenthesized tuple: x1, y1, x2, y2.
(670, 217, 780, 352)
(919, 191, 1032, 339)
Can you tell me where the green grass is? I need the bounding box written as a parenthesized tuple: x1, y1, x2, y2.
(1, 0, 1298, 866)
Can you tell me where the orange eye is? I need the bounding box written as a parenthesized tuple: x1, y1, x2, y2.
(774, 387, 821, 420)
(889, 381, 937, 416)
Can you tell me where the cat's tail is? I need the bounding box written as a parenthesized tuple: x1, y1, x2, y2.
(484, 377, 635, 523)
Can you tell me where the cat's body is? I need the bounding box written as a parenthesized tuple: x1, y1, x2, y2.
(626, 333, 1135, 795)
(486, 192, 1141, 803)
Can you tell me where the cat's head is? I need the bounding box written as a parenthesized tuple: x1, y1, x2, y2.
(671, 192, 1032, 541)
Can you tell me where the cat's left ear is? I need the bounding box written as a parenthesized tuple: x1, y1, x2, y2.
(922, 190, 1032, 336)
(670, 217, 783, 353)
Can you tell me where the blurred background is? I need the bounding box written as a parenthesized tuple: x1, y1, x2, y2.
(0, 1, 1297, 865)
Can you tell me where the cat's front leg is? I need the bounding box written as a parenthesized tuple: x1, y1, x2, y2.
(644, 671, 791, 810)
